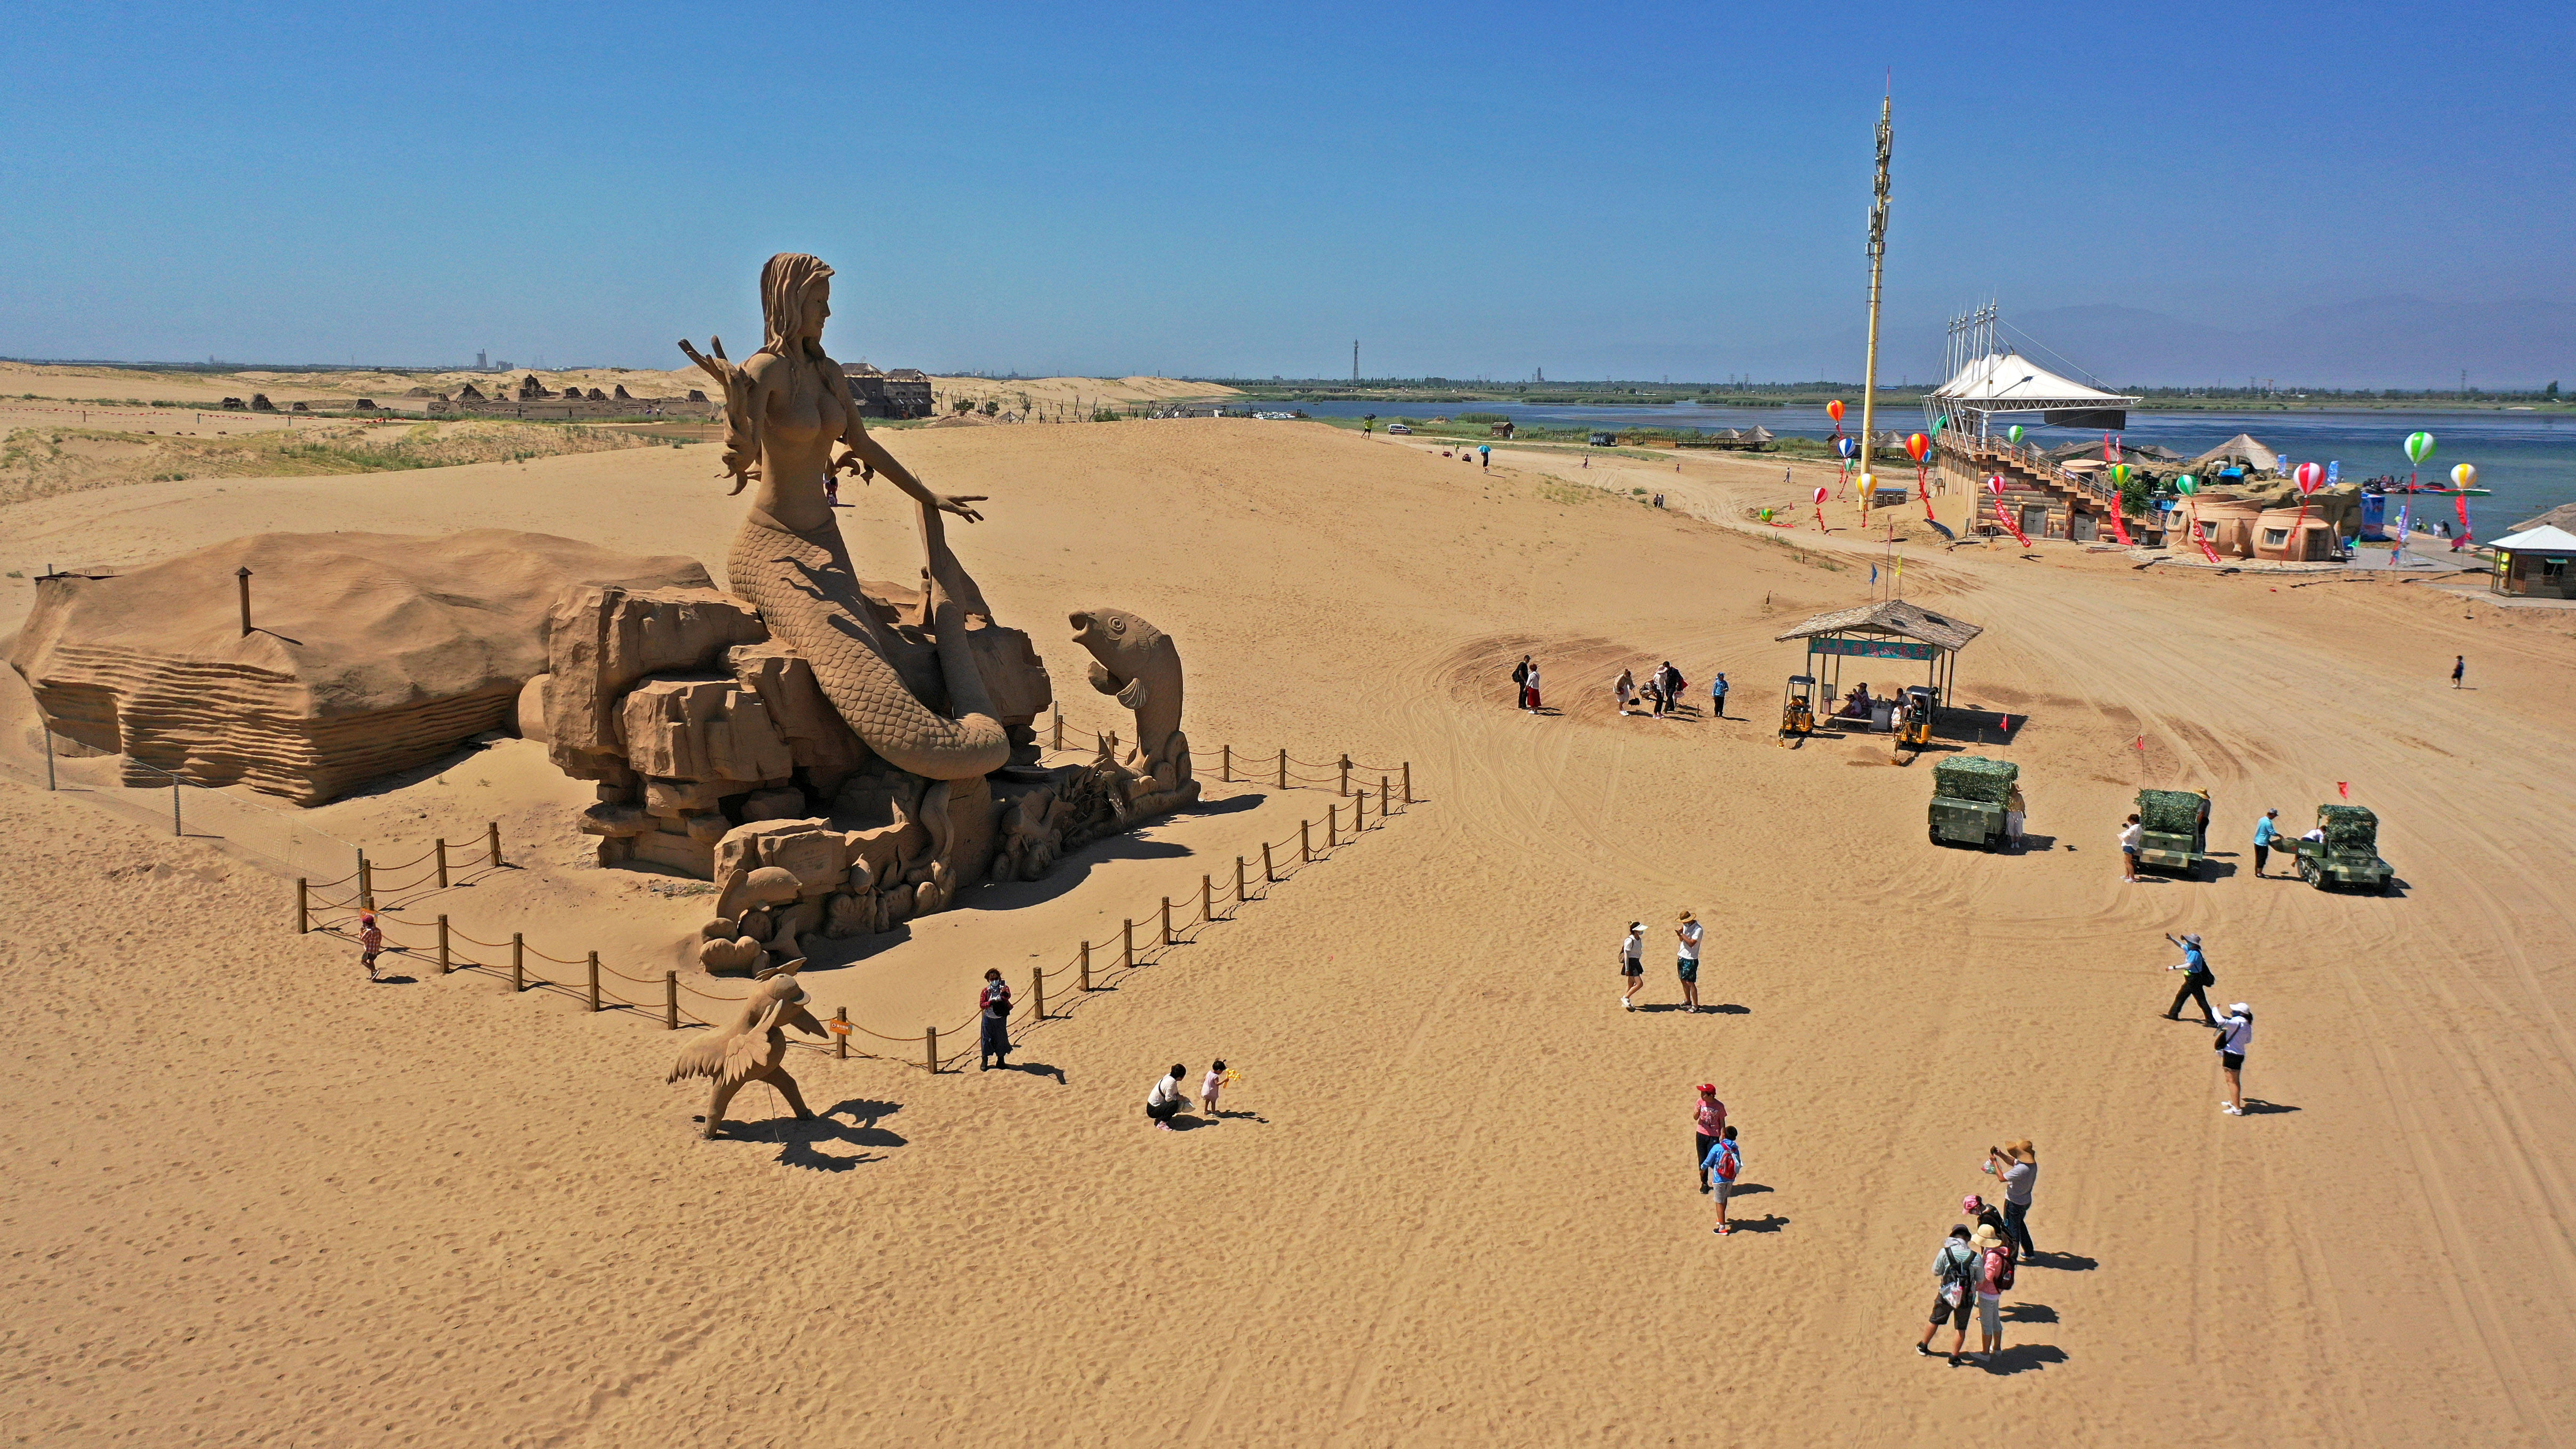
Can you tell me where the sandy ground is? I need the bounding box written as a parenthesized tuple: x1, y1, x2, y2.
(3, 420, 2574, 1445)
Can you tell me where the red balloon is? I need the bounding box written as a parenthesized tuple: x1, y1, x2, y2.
(2294, 461, 2325, 494)
(1826, 400, 1845, 424)
(1986, 475, 2005, 494)
(1812, 485, 1829, 504)
(1905, 432, 1930, 461)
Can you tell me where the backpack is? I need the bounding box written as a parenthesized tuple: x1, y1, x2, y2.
(1511, 660, 1530, 685)
(1938, 1244, 1975, 1290)
(1715, 1142, 1739, 1182)
(1990, 1244, 2016, 1293)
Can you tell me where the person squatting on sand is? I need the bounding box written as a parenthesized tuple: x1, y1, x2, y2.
(1620, 921, 1646, 1010)
(1674, 910, 1705, 1012)
(1985, 1141, 2038, 1258)
(977, 968, 1013, 1070)
(2214, 1003, 2254, 1115)
(1917, 1224, 1979, 1364)
(1146, 1063, 1189, 1129)
(1704, 1125, 1742, 1234)
(2163, 933, 2218, 1025)
(2253, 808, 2281, 877)
(1693, 1083, 1726, 1191)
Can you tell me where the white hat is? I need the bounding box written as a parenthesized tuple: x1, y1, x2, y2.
(2229, 1002, 2250, 1016)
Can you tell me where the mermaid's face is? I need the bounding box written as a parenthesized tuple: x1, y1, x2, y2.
(799, 279, 831, 342)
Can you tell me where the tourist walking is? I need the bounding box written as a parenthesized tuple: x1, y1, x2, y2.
(2119, 813, 2144, 881)
(1708, 671, 1728, 719)
(1984, 1141, 2038, 1258)
(2252, 808, 2280, 877)
(977, 968, 1013, 1070)
(1674, 910, 1705, 1012)
(1703, 1126, 1742, 1233)
(1145, 1063, 1189, 1129)
(1510, 655, 1531, 709)
(1478, 443, 1490, 469)
(2214, 1003, 2253, 1115)
(1916, 1224, 1979, 1364)
(1692, 1083, 1726, 1191)
(2162, 933, 2217, 1024)
(2452, 654, 2466, 689)
(1522, 662, 1544, 712)
(358, 909, 383, 983)
(1620, 921, 1646, 1010)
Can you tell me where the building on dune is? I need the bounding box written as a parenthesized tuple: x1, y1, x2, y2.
(844, 363, 936, 419)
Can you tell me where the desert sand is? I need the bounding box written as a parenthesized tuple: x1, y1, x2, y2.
(4, 419, 2573, 1444)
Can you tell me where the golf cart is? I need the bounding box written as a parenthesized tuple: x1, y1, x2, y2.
(1892, 684, 1938, 760)
(1929, 755, 2018, 850)
(1779, 675, 1816, 741)
(2294, 805, 2394, 893)
(2133, 788, 2210, 879)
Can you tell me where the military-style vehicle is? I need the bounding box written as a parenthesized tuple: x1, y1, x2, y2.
(1930, 755, 2018, 850)
(2134, 788, 2210, 879)
(1779, 674, 1816, 741)
(2294, 805, 2394, 893)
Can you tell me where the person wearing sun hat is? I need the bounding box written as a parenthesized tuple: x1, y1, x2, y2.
(1673, 910, 1705, 1012)
(2213, 1002, 2254, 1115)
(2163, 932, 2217, 1025)
(1967, 1222, 2010, 1361)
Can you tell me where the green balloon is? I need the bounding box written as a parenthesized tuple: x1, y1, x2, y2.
(2174, 474, 2199, 496)
(2007, 424, 2024, 444)
(1932, 415, 1948, 435)
(2111, 463, 2131, 484)
(2405, 431, 2436, 465)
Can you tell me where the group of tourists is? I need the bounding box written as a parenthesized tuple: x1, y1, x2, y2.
(1916, 1142, 2039, 1366)
(1618, 911, 1707, 1011)
(2159, 933, 2256, 1114)
(1613, 661, 1701, 718)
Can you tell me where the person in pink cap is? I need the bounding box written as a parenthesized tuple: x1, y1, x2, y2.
(1692, 1084, 1726, 1192)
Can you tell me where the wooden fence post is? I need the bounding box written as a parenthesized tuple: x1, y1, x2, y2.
(1382, 775, 1391, 818)
(925, 1026, 939, 1074)
(1301, 820, 1311, 863)
(664, 972, 678, 1030)
(511, 933, 524, 993)
(1221, 744, 1231, 782)
(487, 820, 502, 868)
(834, 1005, 849, 1058)
(296, 878, 309, 934)
(357, 852, 373, 912)
(437, 914, 450, 974)
(1201, 874, 1213, 924)
(1123, 919, 1135, 969)
(587, 950, 601, 1012)
(1403, 761, 1413, 804)
(1328, 805, 1338, 848)
(1236, 856, 1247, 905)
(1264, 841, 1275, 883)
(1052, 705, 1063, 750)
(1161, 897, 1173, 946)
(435, 838, 449, 889)
(1032, 966, 1045, 1021)
(1340, 754, 1352, 797)
(1080, 940, 1092, 992)
(1278, 748, 1287, 789)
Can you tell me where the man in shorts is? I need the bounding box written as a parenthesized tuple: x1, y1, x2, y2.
(1674, 910, 1704, 1012)
(1916, 1224, 1978, 1364)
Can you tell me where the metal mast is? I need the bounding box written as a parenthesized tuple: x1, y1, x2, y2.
(1858, 89, 1892, 525)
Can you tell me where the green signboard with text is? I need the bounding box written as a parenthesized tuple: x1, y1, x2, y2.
(1808, 635, 1938, 661)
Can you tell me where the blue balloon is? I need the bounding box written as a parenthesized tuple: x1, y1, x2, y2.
(1835, 436, 1858, 459)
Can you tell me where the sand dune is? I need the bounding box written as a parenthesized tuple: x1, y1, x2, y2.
(3, 419, 2572, 1444)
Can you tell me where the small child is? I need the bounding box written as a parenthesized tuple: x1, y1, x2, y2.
(1201, 1059, 1227, 1117)
(358, 910, 383, 982)
(1703, 1125, 1741, 1234)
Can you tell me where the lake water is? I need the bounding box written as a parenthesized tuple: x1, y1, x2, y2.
(1282, 401, 2576, 532)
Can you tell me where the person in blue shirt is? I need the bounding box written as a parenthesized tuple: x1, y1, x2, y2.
(2162, 932, 2217, 1025)
(1709, 671, 1729, 720)
(1478, 443, 1491, 470)
(2252, 809, 2281, 877)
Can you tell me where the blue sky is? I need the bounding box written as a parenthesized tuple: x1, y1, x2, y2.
(2, 1, 2568, 386)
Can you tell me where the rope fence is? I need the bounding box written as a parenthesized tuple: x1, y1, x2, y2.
(295, 733, 1423, 1076)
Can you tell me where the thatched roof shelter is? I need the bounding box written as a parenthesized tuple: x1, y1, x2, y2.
(2512, 501, 2576, 534)
(1775, 597, 1983, 653)
(2192, 433, 2280, 471)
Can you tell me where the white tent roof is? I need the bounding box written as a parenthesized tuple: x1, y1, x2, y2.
(1931, 352, 2140, 409)
(2488, 525, 2576, 552)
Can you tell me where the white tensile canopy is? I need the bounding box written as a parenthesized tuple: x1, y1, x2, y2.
(1931, 352, 2140, 411)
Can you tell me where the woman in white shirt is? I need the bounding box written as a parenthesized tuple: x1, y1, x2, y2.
(1146, 1063, 1188, 1130)
(2118, 814, 2144, 882)
(2213, 1005, 2253, 1116)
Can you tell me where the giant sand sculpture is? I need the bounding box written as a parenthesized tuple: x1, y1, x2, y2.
(667, 963, 827, 1139)
(8, 530, 705, 803)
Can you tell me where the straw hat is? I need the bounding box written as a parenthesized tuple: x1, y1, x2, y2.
(1678, 910, 1696, 922)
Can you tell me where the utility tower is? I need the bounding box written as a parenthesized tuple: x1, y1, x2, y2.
(1353, 340, 1360, 383)
(1858, 87, 1893, 525)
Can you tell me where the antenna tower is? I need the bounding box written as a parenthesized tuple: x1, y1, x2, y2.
(1857, 88, 1893, 524)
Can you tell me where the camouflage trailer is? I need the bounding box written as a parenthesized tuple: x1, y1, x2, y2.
(2294, 805, 2394, 893)
(1930, 755, 2018, 849)
(2134, 788, 2210, 878)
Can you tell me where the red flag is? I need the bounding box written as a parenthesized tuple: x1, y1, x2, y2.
(2338, 781, 2350, 799)
(2134, 735, 2146, 753)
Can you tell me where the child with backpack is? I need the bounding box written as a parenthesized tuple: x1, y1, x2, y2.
(1970, 1222, 2014, 1362)
(1702, 1125, 1741, 1234)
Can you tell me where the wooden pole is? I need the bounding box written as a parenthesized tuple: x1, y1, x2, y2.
(296, 878, 309, 934)
(486, 820, 502, 868)
(172, 776, 182, 837)
(436, 914, 450, 974)
(1161, 897, 1173, 946)
(1032, 966, 1045, 1020)
(1263, 841, 1275, 883)
(834, 1005, 849, 1058)
(1340, 754, 1352, 797)
(357, 852, 372, 912)
(1201, 874, 1213, 924)
(1278, 748, 1287, 789)
(925, 1025, 939, 1074)
(1123, 919, 1135, 969)
(435, 838, 448, 889)
(1328, 805, 1338, 848)
(1403, 761, 1413, 803)
(511, 933, 524, 993)
(587, 950, 601, 1012)
(1381, 775, 1391, 818)
(236, 566, 253, 636)
(1052, 705, 1062, 750)
(1221, 744, 1231, 782)
(1080, 940, 1092, 992)
(1236, 856, 1247, 905)
(1301, 820, 1311, 863)
(664, 972, 678, 1030)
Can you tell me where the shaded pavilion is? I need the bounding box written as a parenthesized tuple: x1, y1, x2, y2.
(1774, 597, 1983, 712)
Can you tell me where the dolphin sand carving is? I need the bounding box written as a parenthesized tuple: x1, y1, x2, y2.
(682, 252, 1007, 781)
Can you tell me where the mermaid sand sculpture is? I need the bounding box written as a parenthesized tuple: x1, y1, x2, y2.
(680, 252, 1008, 781)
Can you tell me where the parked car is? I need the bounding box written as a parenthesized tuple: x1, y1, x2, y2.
(1386, 423, 1411, 435)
